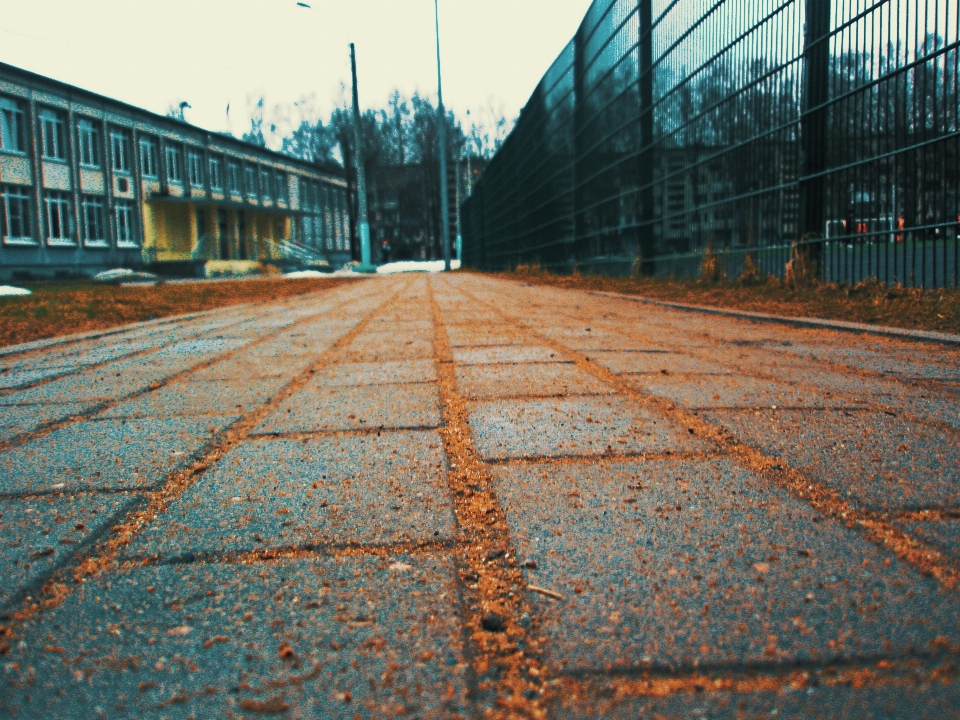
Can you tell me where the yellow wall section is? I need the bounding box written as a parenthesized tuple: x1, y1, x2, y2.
(142, 202, 294, 262)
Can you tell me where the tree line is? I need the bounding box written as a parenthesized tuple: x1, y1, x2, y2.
(234, 92, 510, 262)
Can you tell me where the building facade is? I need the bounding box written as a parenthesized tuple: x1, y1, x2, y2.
(0, 62, 350, 281)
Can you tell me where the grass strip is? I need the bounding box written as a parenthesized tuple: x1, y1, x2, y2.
(0, 277, 357, 347)
(490, 266, 960, 335)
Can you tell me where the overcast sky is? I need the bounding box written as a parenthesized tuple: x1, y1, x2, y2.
(0, 0, 589, 148)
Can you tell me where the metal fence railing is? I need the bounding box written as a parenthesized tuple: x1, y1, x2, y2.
(461, 0, 959, 288)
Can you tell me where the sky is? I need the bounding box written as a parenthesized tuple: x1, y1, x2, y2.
(0, 0, 590, 149)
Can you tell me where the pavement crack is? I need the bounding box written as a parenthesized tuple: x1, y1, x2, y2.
(427, 277, 548, 719)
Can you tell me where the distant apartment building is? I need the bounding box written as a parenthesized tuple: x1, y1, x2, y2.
(0, 62, 350, 281)
(367, 155, 485, 262)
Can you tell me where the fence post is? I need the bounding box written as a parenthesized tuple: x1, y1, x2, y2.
(800, 0, 831, 272)
(638, 0, 656, 275)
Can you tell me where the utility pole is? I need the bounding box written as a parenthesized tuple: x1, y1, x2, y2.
(435, 0, 451, 271)
(350, 42, 375, 272)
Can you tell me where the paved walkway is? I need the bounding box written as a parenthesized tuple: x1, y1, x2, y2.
(1, 274, 959, 719)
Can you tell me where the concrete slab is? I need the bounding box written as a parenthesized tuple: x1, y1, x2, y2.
(151, 337, 250, 359)
(453, 346, 566, 365)
(0, 366, 79, 391)
(256, 383, 440, 434)
(540, 327, 655, 351)
(446, 325, 524, 348)
(312, 359, 437, 388)
(705, 353, 960, 429)
(775, 343, 960, 381)
(126, 431, 453, 556)
(101, 378, 288, 419)
(897, 518, 960, 564)
(0, 402, 96, 443)
(0, 357, 183, 405)
(189, 353, 307, 380)
(895, 393, 960, 431)
(629, 373, 841, 409)
(467, 396, 688, 460)
(456, 362, 614, 399)
(339, 334, 434, 362)
(588, 351, 731, 375)
(552, 678, 960, 719)
(0, 492, 142, 610)
(367, 319, 435, 337)
(239, 340, 328, 364)
(0, 416, 237, 496)
(702, 409, 960, 511)
(0, 555, 468, 719)
(491, 458, 960, 674)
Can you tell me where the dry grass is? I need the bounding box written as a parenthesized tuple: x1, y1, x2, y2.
(491, 265, 960, 335)
(0, 276, 356, 347)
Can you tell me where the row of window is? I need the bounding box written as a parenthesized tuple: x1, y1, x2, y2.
(1, 184, 135, 247)
(0, 96, 289, 203)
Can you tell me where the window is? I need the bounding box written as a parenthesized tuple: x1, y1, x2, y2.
(322, 187, 333, 249)
(1, 185, 33, 244)
(260, 170, 272, 200)
(139, 137, 158, 177)
(39, 109, 66, 160)
(77, 119, 100, 168)
(81, 195, 106, 246)
(208, 157, 222, 190)
(110, 130, 130, 172)
(187, 150, 203, 186)
(302, 216, 314, 247)
(114, 199, 136, 247)
(275, 173, 287, 204)
(43, 191, 73, 244)
(226, 162, 240, 194)
(243, 166, 257, 198)
(0, 97, 26, 154)
(165, 145, 181, 183)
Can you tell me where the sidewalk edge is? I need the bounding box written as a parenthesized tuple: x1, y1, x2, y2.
(588, 291, 960, 346)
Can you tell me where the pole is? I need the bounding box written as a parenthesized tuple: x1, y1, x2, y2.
(800, 0, 830, 273)
(350, 42, 374, 271)
(435, 0, 451, 271)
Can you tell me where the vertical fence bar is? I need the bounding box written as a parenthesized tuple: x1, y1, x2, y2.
(801, 0, 831, 274)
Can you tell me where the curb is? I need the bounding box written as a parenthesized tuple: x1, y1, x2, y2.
(588, 291, 960, 346)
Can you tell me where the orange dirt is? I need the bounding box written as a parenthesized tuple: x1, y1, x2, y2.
(0, 277, 357, 347)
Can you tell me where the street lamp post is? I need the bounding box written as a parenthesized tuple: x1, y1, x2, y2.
(349, 42, 375, 271)
(434, 0, 451, 271)
(296, 2, 374, 272)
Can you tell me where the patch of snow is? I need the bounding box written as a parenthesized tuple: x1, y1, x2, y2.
(284, 270, 332, 279)
(93, 268, 135, 281)
(376, 260, 461, 274)
(94, 268, 159, 284)
(0, 286, 31, 296)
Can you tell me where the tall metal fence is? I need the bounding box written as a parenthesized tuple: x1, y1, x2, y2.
(461, 0, 959, 288)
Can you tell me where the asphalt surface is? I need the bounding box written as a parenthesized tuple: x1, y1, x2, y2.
(0, 274, 958, 719)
